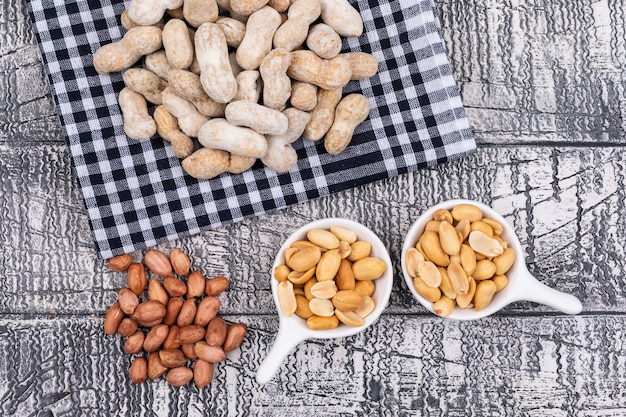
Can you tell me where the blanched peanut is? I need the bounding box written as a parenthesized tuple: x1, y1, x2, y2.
(93, 27, 163, 74)
(474, 280, 497, 312)
(303, 87, 342, 141)
(231, 0, 269, 15)
(145, 50, 173, 80)
(198, 118, 268, 158)
(451, 204, 483, 222)
(290, 81, 317, 111)
(123, 68, 167, 104)
(225, 101, 288, 135)
(287, 50, 352, 90)
(182, 148, 255, 179)
(183, 0, 219, 27)
(234, 71, 263, 102)
(433, 296, 455, 317)
(215, 17, 246, 48)
(342, 52, 378, 80)
(319, 0, 363, 37)
(161, 87, 209, 137)
(195, 23, 237, 103)
(128, 0, 184, 25)
(168, 69, 227, 117)
(154, 106, 194, 158)
(468, 231, 504, 257)
(119, 88, 157, 140)
(162, 19, 194, 69)
(307, 315, 339, 330)
(259, 49, 292, 110)
(306, 23, 341, 59)
(419, 230, 450, 267)
(273, 0, 321, 51)
(236, 6, 282, 70)
(262, 108, 310, 172)
(324, 93, 370, 155)
(493, 248, 516, 275)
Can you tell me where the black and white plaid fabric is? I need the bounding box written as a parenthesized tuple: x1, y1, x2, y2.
(27, 0, 476, 259)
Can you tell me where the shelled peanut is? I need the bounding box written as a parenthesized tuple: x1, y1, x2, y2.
(406, 204, 516, 316)
(103, 248, 246, 387)
(274, 226, 385, 329)
(92, 0, 378, 177)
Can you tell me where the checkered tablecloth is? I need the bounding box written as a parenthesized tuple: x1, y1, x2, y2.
(26, 0, 476, 259)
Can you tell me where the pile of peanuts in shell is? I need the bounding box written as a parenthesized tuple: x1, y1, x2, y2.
(103, 248, 246, 387)
(92, 0, 379, 179)
(406, 204, 517, 317)
(274, 226, 387, 330)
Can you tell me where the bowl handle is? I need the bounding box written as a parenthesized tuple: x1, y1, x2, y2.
(256, 323, 308, 384)
(515, 270, 583, 315)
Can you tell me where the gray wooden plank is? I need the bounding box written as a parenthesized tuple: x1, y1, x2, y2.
(0, 315, 624, 416)
(0, 0, 61, 146)
(1, 144, 625, 316)
(1, 0, 624, 148)
(434, 0, 626, 144)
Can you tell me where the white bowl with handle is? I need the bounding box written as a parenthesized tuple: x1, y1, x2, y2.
(256, 218, 393, 384)
(401, 199, 583, 320)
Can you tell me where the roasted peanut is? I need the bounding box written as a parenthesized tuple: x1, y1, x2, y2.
(119, 88, 157, 140)
(277, 280, 297, 316)
(290, 81, 317, 111)
(123, 68, 166, 105)
(474, 280, 497, 311)
(215, 17, 246, 47)
(168, 69, 227, 117)
(230, 0, 269, 15)
(236, 6, 282, 69)
(303, 88, 342, 141)
(305, 23, 342, 59)
(195, 22, 238, 103)
(432, 296, 455, 317)
(295, 294, 314, 319)
(233, 70, 263, 102)
(183, 0, 219, 27)
(287, 50, 352, 90)
(259, 48, 292, 110)
(262, 108, 310, 172)
(307, 314, 339, 330)
(162, 19, 194, 69)
(127, 0, 183, 25)
(273, 0, 321, 51)
(153, 106, 194, 159)
(342, 52, 378, 80)
(319, 0, 363, 37)
(144, 50, 173, 80)
(93, 26, 163, 74)
(225, 101, 289, 135)
(161, 88, 209, 137)
(324, 93, 370, 155)
(198, 118, 268, 158)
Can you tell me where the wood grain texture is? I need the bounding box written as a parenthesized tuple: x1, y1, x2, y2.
(1, 145, 624, 316)
(0, 0, 61, 145)
(1, 0, 626, 415)
(1, 316, 625, 416)
(435, 0, 626, 144)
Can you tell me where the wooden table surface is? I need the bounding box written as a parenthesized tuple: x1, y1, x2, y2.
(2, 0, 626, 416)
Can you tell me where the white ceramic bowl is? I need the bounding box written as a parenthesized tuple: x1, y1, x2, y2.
(401, 199, 583, 320)
(256, 218, 393, 384)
